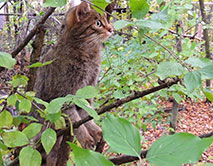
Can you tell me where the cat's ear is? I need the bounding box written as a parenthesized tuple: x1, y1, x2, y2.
(66, 2, 91, 28)
(75, 2, 91, 22)
(105, 1, 116, 22)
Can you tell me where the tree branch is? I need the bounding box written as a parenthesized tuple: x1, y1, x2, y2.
(57, 78, 179, 137)
(110, 150, 148, 165)
(10, 7, 56, 58)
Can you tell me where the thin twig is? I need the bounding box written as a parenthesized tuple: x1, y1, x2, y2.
(82, 0, 118, 20)
(98, 67, 112, 83)
(0, 2, 7, 10)
(11, 7, 56, 58)
(143, 34, 192, 72)
(16, 91, 44, 113)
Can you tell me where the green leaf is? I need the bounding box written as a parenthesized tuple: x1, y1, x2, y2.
(91, 0, 108, 14)
(19, 146, 42, 166)
(68, 143, 115, 166)
(156, 0, 164, 5)
(19, 98, 32, 113)
(185, 57, 213, 68)
(203, 89, 213, 102)
(2, 131, 29, 148)
(7, 94, 18, 106)
(22, 123, 42, 139)
(54, 117, 66, 130)
(184, 71, 201, 92)
(129, 0, 149, 19)
(46, 97, 66, 114)
(0, 110, 13, 129)
(46, 112, 61, 123)
(147, 133, 213, 166)
(156, 62, 185, 80)
(0, 141, 8, 151)
(10, 74, 29, 87)
(0, 152, 2, 166)
(135, 20, 165, 31)
(0, 52, 16, 69)
(73, 98, 99, 120)
(113, 20, 132, 30)
(76, 86, 99, 99)
(43, 0, 66, 7)
(26, 60, 53, 68)
(41, 128, 56, 154)
(13, 116, 31, 126)
(113, 90, 126, 99)
(102, 114, 141, 157)
(172, 93, 182, 103)
(32, 97, 49, 108)
(200, 65, 213, 79)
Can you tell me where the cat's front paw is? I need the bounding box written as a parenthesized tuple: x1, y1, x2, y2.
(84, 120, 102, 144)
(74, 124, 95, 149)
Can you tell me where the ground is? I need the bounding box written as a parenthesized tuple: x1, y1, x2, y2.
(142, 99, 213, 165)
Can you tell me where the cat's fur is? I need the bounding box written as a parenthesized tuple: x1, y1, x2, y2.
(33, 2, 113, 165)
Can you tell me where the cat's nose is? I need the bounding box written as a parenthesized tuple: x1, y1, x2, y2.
(107, 26, 113, 33)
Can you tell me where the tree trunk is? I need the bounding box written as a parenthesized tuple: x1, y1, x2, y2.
(198, 0, 211, 92)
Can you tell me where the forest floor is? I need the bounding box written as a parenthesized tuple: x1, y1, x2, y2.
(141, 99, 213, 166)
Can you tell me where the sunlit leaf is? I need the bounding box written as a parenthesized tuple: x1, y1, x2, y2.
(19, 98, 32, 113)
(9, 74, 29, 87)
(0, 110, 13, 129)
(113, 20, 132, 30)
(19, 146, 42, 166)
(41, 128, 56, 154)
(46, 97, 67, 114)
(102, 114, 141, 157)
(22, 123, 42, 139)
(0, 52, 16, 69)
(2, 131, 29, 148)
(54, 117, 66, 130)
(200, 65, 213, 79)
(68, 143, 115, 166)
(91, 0, 108, 14)
(26, 60, 53, 68)
(203, 89, 213, 102)
(43, 0, 66, 7)
(184, 71, 201, 92)
(129, 0, 149, 19)
(156, 62, 184, 80)
(147, 133, 213, 166)
(185, 57, 213, 68)
(76, 86, 99, 99)
(7, 94, 18, 106)
(73, 98, 99, 120)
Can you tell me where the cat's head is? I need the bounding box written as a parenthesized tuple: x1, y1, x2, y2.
(64, 2, 114, 42)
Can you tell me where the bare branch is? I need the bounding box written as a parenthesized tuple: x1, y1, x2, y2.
(110, 150, 148, 165)
(11, 7, 56, 58)
(0, 2, 7, 10)
(168, 29, 202, 41)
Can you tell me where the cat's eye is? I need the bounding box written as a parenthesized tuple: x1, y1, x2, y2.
(95, 20, 102, 27)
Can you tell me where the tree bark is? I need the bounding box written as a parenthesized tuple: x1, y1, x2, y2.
(198, 0, 211, 91)
(27, 26, 46, 91)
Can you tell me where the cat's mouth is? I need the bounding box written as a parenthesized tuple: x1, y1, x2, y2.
(101, 28, 113, 41)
